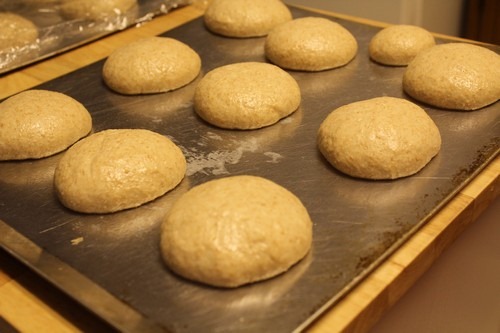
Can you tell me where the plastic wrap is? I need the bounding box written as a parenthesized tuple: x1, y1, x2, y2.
(0, 0, 193, 74)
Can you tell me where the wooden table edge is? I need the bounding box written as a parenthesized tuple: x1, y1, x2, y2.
(0, 3, 499, 333)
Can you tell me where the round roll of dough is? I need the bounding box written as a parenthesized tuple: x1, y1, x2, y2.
(369, 25, 435, 66)
(317, 97, 441, 180)
(59, 0, 137, 20)
(54, 129, 186, 214)
(265, 17, 358, 71)
(193, 62, 301, 129)
(103, 37, 201, 95)
(160, 175, 313, 288)
(0, 90, 92, 161)
(403, 43, 500, 110)
(204, 0, 292, 38)
(0, 12, 38, 51)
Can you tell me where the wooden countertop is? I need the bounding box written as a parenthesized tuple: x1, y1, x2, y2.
(1, 4, 498, 333)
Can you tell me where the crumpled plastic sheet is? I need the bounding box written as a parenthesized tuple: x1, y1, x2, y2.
(0, 0, 194, 74)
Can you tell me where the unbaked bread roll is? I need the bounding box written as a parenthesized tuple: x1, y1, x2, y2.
(265, 17, 358, 71)
(317, 97, 441, 180)
(0, 90, 92, 161)
(160, 175, 312, 288)
(102, 37, 201, 95)
(403, 43, 500, 110)
(204, 0, 292, 38)
(54, 129, 186, 213)
(0, 12, 38, 52)
(369, 25, 435, 66)
(60, 0, 137, 21)
(193, 62, 301, 129)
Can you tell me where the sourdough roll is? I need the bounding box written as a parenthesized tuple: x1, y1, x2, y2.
(0, 90, 92, 161)
(403, 43, 500, 110)
(54, 129, 186, 213)
(193, 62, 301, 129)
(103, 37, 201, 95)
(317, 97, 441, 180)
(369, 25, 435, 66)
(160, 175, 313, 288)
(204, 0, 292, 38)
(0, 12, 38, 52)
(265, 17, 358, 71)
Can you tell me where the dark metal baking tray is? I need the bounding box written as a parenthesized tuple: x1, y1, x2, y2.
(1, 6, 499, 333)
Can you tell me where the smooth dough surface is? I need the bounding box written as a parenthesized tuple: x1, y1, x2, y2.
(0, 90, 92, 161)
(54, 129, 186, 213)
(204, 0, 292, 37)
(0, 12, 38, 51)
(103, 37, 201, 95)
(194, 62, 301, 129)
(369, 25, 435, 66)
(317, 97, 441, 180)
(265, 17, 358, 71)
(60, 0, 137, 20)
(160, 175, 312, 288)
(403, 43, 500, 110)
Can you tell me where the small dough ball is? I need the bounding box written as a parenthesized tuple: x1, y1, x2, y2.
(265, 17, 358, 71)
(160, 175, 313, 288)
(103, 37, 201, 95)
(369, 25, 435, 66)
(60, 0, 137, 20)
(193, 62, 301, 129)
(204, 0, 292, 38)
(0, 12, 38, 51)
(0, 90, 92, 161)
(317, 97, 441, 180)
(403, 43, 500, 110)
(54, 129, 186, 213)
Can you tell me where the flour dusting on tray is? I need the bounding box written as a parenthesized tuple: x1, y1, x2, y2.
(184, 136, 260, 176)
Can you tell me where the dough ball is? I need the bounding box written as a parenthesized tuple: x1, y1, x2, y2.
(403, 43, 500, 110)
(0, 90, 92, 161)
(265, 17, 358, 71)
(60, 0, 137, 20)
(204, 0, 292, 38)
(160, 175, 312, 288)
(103, 37, 201, 95)
(193, 62, 301, 129)
(54, 129, 186, 213)
(0, 12, 38, 51)
(317, 97, 441, 180)
(369, 25, 435, 66)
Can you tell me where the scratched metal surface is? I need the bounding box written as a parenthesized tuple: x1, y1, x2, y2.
(0, 6, 499, 333)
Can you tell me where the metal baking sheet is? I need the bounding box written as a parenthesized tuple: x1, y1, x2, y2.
(0, 0, 191, 74)
(1, 6, 499, 333)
